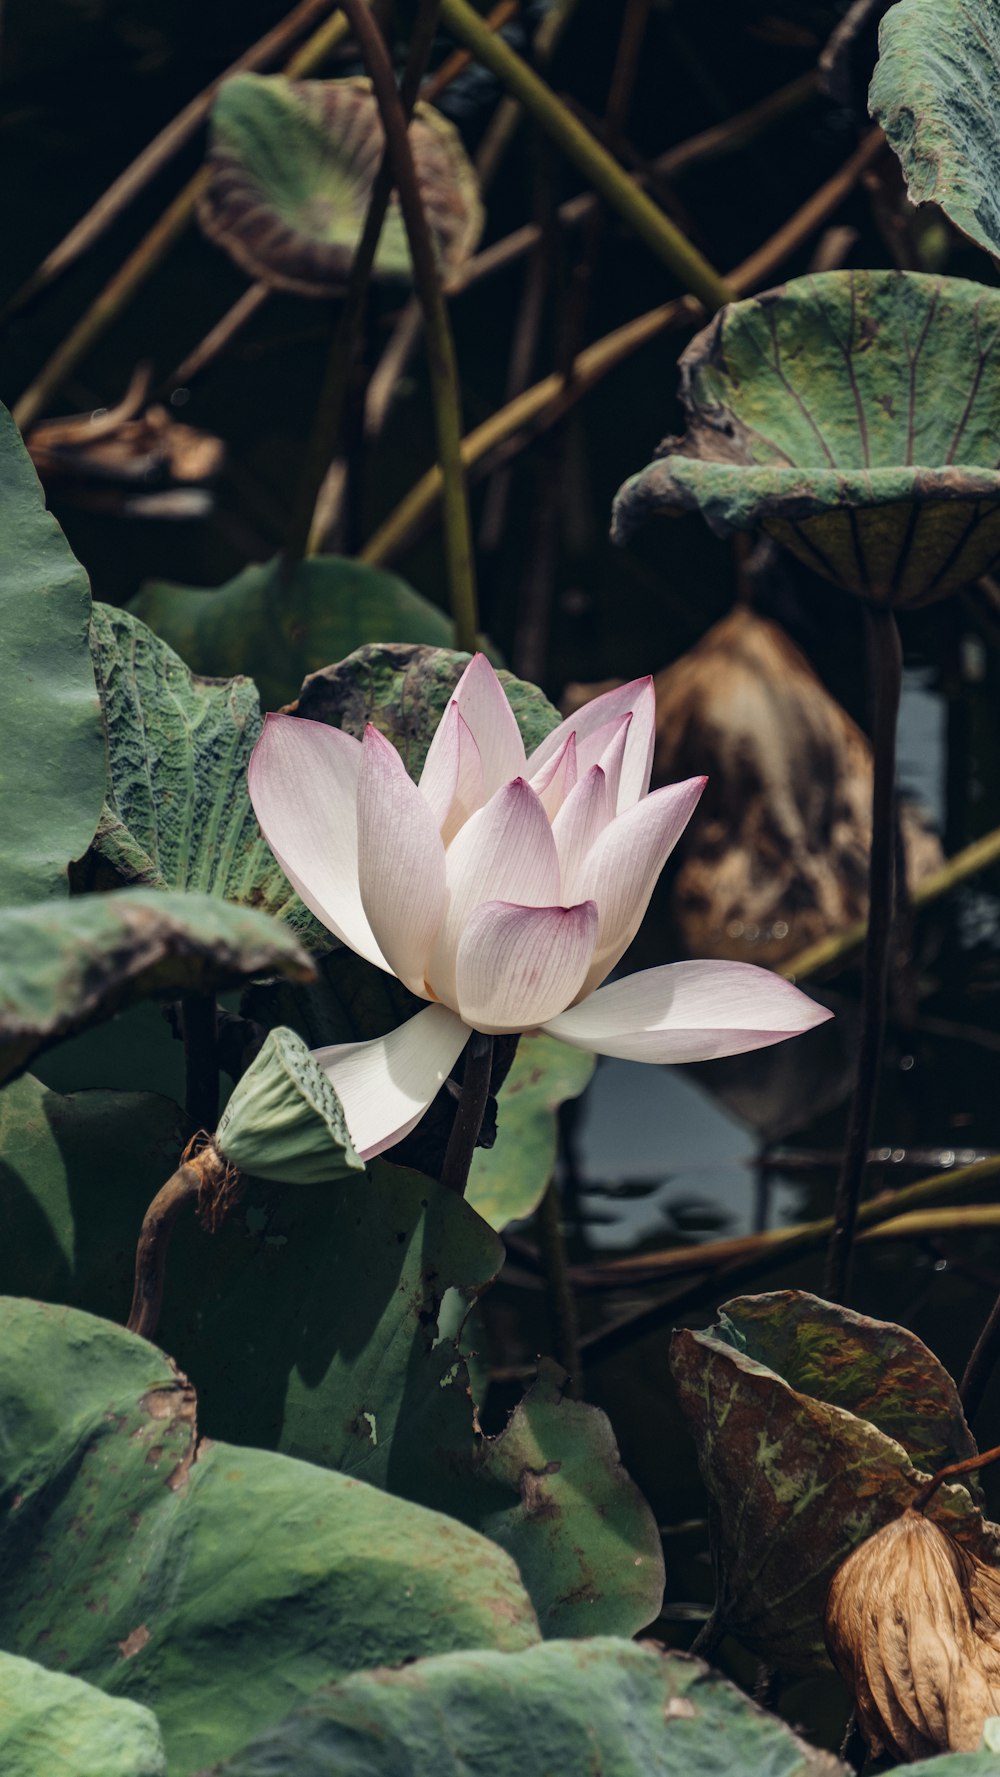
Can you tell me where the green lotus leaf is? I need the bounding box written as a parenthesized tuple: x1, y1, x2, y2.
(0, 890, 313, 1089)
(669, 1289, 999, 1674)
(467, 1033, 595, 1231)
(0, 401, 104, 905)
(198, 73, 484, 295)
(612, 271, 1000, 606)
(290, 640, 560, 781)
(0, 1650, 166, 1777)
(214, 1026, 361, 1184)
(79, 604, 327, 949)
(210, 1639, 845, 1777)
(870, 0, 1000, 263)
(130, 554, 453, 713)
(0, 1297, 539, 1776)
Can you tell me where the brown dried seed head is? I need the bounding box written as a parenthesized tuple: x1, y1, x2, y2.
(825, 1508, 1000, 1761)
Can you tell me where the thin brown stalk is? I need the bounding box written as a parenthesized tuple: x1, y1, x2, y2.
(127, 1165, 201, 1341)
(440, 1032, 495, 1196)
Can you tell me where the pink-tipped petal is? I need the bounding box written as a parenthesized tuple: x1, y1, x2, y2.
(543, 961, 833, 1062)
(248, 714, 388, 971)
(551, 765, 612, 901)
(575, 714, 631, 814)
(454, 898, 598, 1033)
(418, 703, 486, 844)
(357, 726, 446, 996)
(530, 732, 577, 820)
(575, 776, 707, 996)
(314, 1004, 470, 1159)
(526, 677, 655, 811)
(428, 777, 561, 1007)
(449, 653, 526, 795)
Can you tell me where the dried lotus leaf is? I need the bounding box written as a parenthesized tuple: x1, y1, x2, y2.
(826, 1508, 1000, 1760)
(214, 1025, 363, 1184)
(199, 73, 484, 296)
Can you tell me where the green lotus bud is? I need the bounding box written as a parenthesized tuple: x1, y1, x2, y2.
(215, 1026, 363, 1184)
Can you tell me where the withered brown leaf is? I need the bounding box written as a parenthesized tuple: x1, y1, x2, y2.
(826, 1506, 1000, 1760)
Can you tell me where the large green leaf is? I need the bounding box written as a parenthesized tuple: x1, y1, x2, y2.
(0, 889, 313, 1088)
(467, 1034, 594, 1231)
(79, 604, 325, 948)
(669, 1290, 998, 1674)
(611, 271, 1000, 606)
(211, 1639, 845, 1777)
(290, 641, 560, 781)
(0, 1297, 539, 1777)
(870, 0, 1000, 263)
(0, 402, 104, 905)
(197, 74, 483, 295)
(130, 555, 453, 714)
(0, 1651, 166, 1777)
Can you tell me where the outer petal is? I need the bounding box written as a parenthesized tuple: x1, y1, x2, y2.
(454, 898, 598, 1033)
(248, 713, 388, 971)
(428, 778, 561, 1007)
(314, 1004, 469, 1159)
(544, 960, 832, 1062)
(551, 764, 612, 901)
(418, 702, 486, 845)
(449, 653, 526, 796)
(530, 732, 577, 821)
(526, 677, 655, 813)
(357, 725, 446, 996)
(575, 776, 707, 995)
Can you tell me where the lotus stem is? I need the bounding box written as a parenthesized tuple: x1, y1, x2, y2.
(330, 0, 478, 650)
(11, 8, 356, 432)
(182, 991, 220, 1134)
(127, 1164, 202, 1340)
(911, 1442, 1000, 1513)
(960, 1296, 1000, 1423)
(440, 1031, 495, 1196)
(534, 1180, 582, 1396)
(824, 607, 902, 1304)
(437, 0, 731, 309)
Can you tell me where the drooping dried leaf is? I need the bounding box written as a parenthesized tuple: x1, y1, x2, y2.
(611, 272, 1000, 606)
(669, 1291, 999, 1672)
(649, 608, 942, 966)
(826, 1509, 1000, 1760)
(198, 73, 483, 295)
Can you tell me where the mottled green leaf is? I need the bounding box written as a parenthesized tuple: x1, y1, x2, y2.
(895, 1758, 1000, 1776)
(0, 402, 104, 904)
(210, 1639, 845, 1777)
(0, 1297, 539, 1777)
(198, 74, 482, 295)
(612, 271, 1000, 606)
(130, 554, 452, 714)
(669, 1289, 999, 1673)
(0, 889, 313, 1088)
(0, 1651, 166, 1777)
(80, 604, 326, 948)
(870, 0, 1000, 263)
(290, 641, 560, 782)
(467, 1034, 594, 1231)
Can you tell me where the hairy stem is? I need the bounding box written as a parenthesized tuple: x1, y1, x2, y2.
(824, 607, 902, 1304)
(127, 1165, 201, 1340)
(440, 1031, 495, 1196)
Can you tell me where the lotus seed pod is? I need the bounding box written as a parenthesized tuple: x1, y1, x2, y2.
(825, 1507, 1000, 1760)
(215, 1026, 363, 1184)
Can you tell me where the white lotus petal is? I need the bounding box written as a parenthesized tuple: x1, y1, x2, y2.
(526, 676, 655, 811)
(314, 1004, 470, 1159)
(418, 702, 486, 844)
(551, 764, 612, 901)
(449, 652, 526, 795)
(575, 714, 631, 813)
(357, 725, 446, 996)
(530, 732, 577, 820)
(248, 713, 388, 971)
(428, 777, 561, 1007)
(544, 961, 832, 1062)
(454, 898, 598, 1033)
(575, 776, 707, 996)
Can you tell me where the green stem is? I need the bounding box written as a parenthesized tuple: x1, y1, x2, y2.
(440, 1031, 494, 1196)
(534, 1180, 582, 1396)
(334, 0, 478, 649)
(437, 0, 732, 311)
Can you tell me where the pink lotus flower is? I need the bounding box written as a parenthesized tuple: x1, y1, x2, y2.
(249, 656, 831, 1160)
